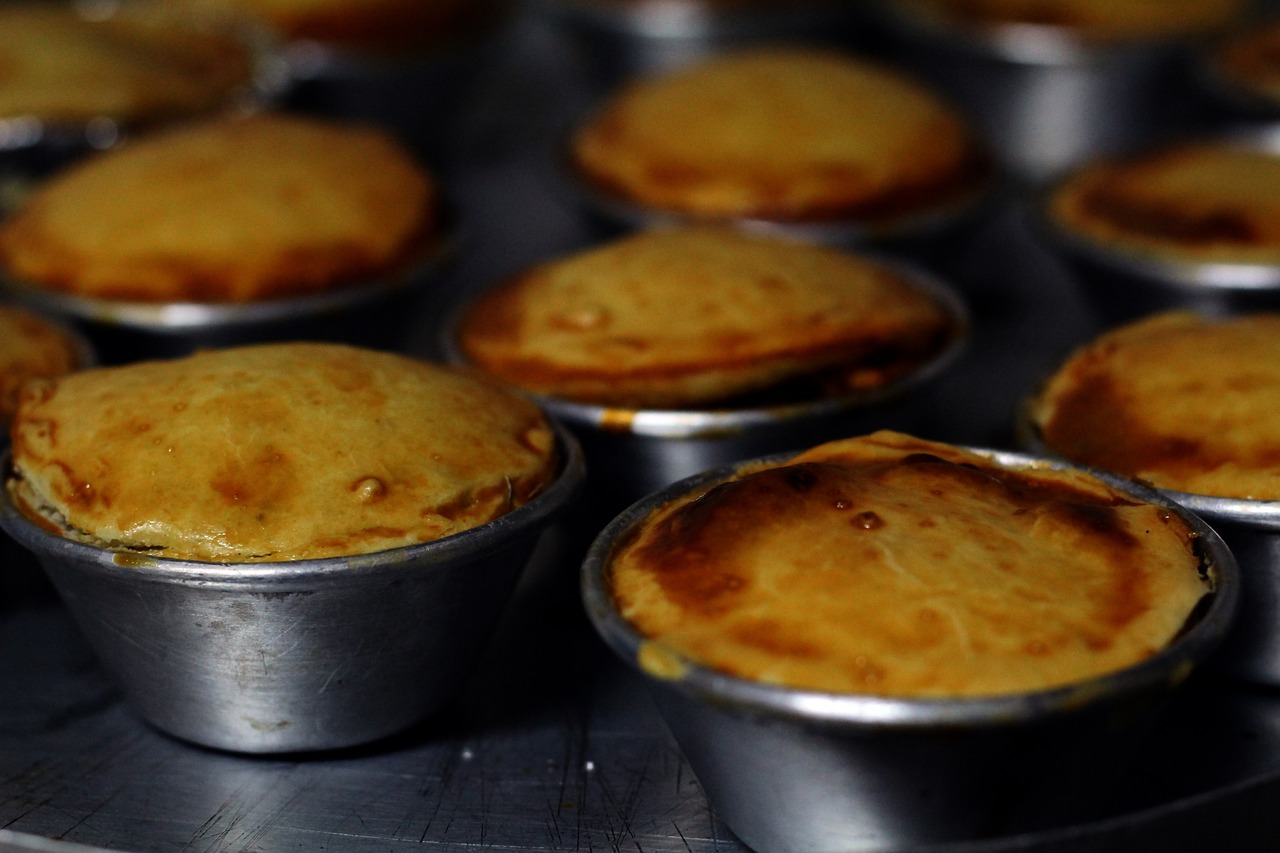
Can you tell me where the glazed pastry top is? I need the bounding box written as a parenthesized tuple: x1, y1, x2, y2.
(8, 343, 559, 562)
(609, 430, 1209, 697)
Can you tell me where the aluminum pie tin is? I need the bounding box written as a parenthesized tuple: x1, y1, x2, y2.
(0, 426, 584, 754)
(441, 256, 969, 524)
(1034, 128, 1280, 323)
(532, 0, 865, 80)
(581, 445, 1239, 853)
(869, 1, 1231, 185)
(1018, 408, 1280, 687)
(0, 220, 457, 365)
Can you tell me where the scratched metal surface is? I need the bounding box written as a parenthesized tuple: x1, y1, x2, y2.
(7, 7, 1280, 853)
(0, 538, 723, 853)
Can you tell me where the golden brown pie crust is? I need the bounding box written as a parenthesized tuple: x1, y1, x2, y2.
(608, 430, 1209, 697)
(169, 0, 503, 53)
(1029, 311, 1280, 500)
(455, 226, 957, 408)
(0, 114, 441, 303)
(0, 2, 257, 125)
(8, 342, 559, 562)
(569, 47, 990, 224)
(0, 306, 84, 429)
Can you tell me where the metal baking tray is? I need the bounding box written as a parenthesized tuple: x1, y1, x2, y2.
(4, 7, 1280, 852)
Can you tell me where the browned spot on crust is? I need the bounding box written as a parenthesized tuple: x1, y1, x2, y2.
(731, 618, 822, 659)
(210, 445, 291, 508)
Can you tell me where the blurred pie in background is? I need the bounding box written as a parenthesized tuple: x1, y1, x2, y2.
(0, 1, 266, 143)
(1046, 140, 1280, 266)
(568, 46, 992, 230)
(1026, 311, 1280, 501)
(0, 305, 88, 429)
(167, 0, 508, 56)
(884, 0, 1246, 42)
(0, 112, 443, 304)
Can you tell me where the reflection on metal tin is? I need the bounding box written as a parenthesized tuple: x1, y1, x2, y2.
(556, 46, 998, 252)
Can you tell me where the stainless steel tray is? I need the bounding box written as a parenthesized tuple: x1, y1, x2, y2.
(4, 8, 1280, 852)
